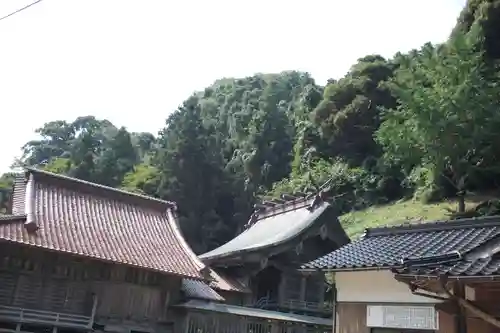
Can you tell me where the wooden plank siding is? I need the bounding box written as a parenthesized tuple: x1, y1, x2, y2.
(182, 310, 328, 333)
(335, 303, 369, 333)
(276, 271, 327, 313)
(0, 243, 183, 329)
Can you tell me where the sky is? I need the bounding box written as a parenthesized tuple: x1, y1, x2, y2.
(0, 0, 466, 173)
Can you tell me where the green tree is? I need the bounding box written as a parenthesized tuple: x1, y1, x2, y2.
(377, 31, 500, 212)
(95, 127, 138, 187)
(156, 96, 252, 253)
(452, 0, 500, 60)
(312, 55, 397, 165)
(0, 173, 15, 213)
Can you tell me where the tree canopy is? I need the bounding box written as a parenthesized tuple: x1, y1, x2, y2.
(2, 0, 500, 251)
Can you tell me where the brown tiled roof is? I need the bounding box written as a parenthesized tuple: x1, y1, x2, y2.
(0, 168, 205, 279)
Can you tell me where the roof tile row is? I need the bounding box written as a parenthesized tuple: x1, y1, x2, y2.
(303, 216, 500, 276)
(0, 169, 205, 279)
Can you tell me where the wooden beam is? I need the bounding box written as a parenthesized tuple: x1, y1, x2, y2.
(439, 277, 500, 329)
(89, 293, 98, 328)
(437, 299, 500, 318)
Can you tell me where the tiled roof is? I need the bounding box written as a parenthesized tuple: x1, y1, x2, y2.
(209, 269, 250, 293)
(181, 268, 251, 303)
(176, 300, 333, 326)
(181, 279, 225, 302)
(397, 253, 500, 277)
(200, 194, 349, 262)
(0, 215, 25, 223)
(396, 232, 500, 277)
(303, 216, 500, 277)
(0, 168, 206, 279)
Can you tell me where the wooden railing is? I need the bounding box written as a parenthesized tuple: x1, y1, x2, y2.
(280, 299, 333, 312)
(252, 297, 332, 313)
(0, 306, 91, 328)
(0, 294, 97, 330)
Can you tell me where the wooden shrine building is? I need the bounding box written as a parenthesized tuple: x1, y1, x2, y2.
(0, 168, 208, 333)
(0, 168, 351, 333)
(177, 190, 351, 333)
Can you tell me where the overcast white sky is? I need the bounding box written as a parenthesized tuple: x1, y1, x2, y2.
(0, 0, 465, 173)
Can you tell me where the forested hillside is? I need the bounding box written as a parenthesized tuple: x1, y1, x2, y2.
(2, 0, 500, 253)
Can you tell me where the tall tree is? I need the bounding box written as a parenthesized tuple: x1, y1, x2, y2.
(376, 30, 500, 212)
(94, 127, 138, 187)
(156, 96, 251, 253)
(312, 55, 397, 165)
(0, 173, 15, 213)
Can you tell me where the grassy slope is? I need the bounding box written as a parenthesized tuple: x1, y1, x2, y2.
(340, 195, 496, 238)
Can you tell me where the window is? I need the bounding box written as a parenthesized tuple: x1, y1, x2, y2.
(367, 305, 438, 331)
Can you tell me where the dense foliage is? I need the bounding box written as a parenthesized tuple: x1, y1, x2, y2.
(2, 0, 500, 252)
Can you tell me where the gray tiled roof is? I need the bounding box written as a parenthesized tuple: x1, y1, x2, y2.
(398, 254, 500, 277)
(200, 198, 336, 261)
(182, 279, 225, 302)
(0, 215, 25, 223)
(303, 216, 500, 276)
(176, 300, 332, 326)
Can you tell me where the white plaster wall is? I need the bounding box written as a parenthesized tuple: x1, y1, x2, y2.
(335, 270, 439, 303)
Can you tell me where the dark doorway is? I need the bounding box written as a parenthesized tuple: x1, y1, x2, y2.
(254, 266, 282, 303)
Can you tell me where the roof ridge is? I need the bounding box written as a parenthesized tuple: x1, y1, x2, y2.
(165, 208, 207, 275)
(254, 195, 312, 218)
(26, 167, 175, 207)
(365, 215, 500, 237)
(248, 188, 332, 224)
(249, 179, 337, 226)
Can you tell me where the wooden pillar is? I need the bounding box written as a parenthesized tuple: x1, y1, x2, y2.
(89, 293, 98, 327)
(300, 276, 306, 303)
(239, 316, 247, 333)
(270, 321, 280, 333)
(454, 282, 467, 333)
(184, 313, 190, 333)
(214, 313, 220, 333)
(278, 275, 286, 307)
(318, 274, 325, 311)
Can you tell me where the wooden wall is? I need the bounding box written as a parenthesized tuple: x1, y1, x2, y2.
(0, 270, 91, 314)
(336, 271, 438, 303)
(278, 271, 325, 308)
(335, 303, 369, 333)
(183, 310, 329, 333)
(437, 310, 456, 333)
(279, 272, 301, 303)
(437, 310, 500, 333)
(463, 283, 500, 333)
(217, 290, 248, 306)
(0, 243, 182, 326)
